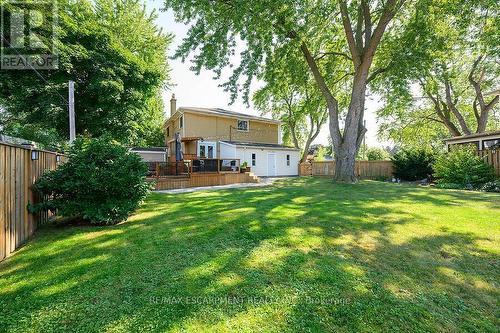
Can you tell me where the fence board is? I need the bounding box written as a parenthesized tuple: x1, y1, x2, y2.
(0, 142, 63, 261)
(0, 145, 5, 260)
(478, 150, 500, 176)
(303, 160, 394, 179)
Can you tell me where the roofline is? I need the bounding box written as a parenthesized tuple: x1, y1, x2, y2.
(220, 141, 300, 151)
(164, 109, 183, 124)
(444, 130, 500, 142)
(179, 107, 281, 124)
(129, 147, 168, 152)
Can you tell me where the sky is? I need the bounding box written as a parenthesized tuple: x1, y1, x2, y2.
(146, 1, 384, 147)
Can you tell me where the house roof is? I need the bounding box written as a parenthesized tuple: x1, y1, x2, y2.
(178, 107, 281, 124)
(444, 130, 500, 142)
(130, 147, 168, 152)
(221, 141, 300, 151)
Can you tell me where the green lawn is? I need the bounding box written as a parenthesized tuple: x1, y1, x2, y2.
(0, 179, 499, 332)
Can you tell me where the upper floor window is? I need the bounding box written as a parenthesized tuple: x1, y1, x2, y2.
(237, 119, 249, 131)
(252, 153, 256, 166)
(166, 126, 170, 137)
(286, 154, 290, 166)
(179, 115, 184, 129)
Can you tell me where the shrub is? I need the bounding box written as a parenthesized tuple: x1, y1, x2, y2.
(391, 148, 435, 181)
(480, 180, 500, 193)
(433, 148, 495, 186)
(366, 147, 390, 161)
(32, 137, 151, 225)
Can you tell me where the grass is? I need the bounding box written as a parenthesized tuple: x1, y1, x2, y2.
(0, 178, 499, 332)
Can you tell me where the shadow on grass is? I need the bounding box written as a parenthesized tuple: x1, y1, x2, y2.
(0, 178, 498, 332)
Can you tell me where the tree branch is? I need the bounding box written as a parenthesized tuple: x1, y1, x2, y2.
(315, 51, 352, 61)
(367, 66, 388, 83)
(364, 0, 402, 64)
(444, 79, 471, 135)
(339, 0, 361, 67)
(361, 0, 372, 52)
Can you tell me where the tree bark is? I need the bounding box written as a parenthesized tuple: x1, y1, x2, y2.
(300, 112, 325, 162)
(444, 79, 471, 135)
(468, 56, 499, 133)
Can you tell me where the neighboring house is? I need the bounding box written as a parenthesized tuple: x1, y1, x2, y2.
(164, 95, 300, 176)
(130, 147, 167, 162)
(444, 130, 500, 151)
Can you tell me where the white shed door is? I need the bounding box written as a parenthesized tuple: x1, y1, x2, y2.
(267, 153, 277, 176)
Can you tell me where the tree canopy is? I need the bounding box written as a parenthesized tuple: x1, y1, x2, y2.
(0, 0, 171, 147)
(165, 0, 408, 181)
(253, 57, 328, 162)
(374, 0, 499, 146)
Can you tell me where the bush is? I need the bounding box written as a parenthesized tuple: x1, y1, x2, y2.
(391, 148, 435, 181)
(480, 180, 500, 193)
(433, 148, 495, 186)
(366, 147, 390, 161)
(32, 137, 151, 225)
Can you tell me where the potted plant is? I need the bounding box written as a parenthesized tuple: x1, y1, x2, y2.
(241, 162, 249, 173)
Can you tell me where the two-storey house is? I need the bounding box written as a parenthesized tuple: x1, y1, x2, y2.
(164, 95, 300, 176)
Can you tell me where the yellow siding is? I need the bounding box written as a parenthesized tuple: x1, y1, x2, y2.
(183, 112, 279, 144)
(164, 112, 183, 143)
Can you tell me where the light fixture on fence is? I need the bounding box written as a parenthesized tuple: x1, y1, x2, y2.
(56, 154, 62, 163)
(31, 150, 39, 161)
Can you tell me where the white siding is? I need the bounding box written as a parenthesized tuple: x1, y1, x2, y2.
(219, 142, 237, 158)
(133, 151, 167, 162)
(231, 146, 299, 177)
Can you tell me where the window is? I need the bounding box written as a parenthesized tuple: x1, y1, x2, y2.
(198, 142, 217, 158)
(251, 153, 256, 166)
(166, 126, 170, 137)
(179, 115, 184, 128)
(237, 119, 249, 131)
(286, 154, 290, 166)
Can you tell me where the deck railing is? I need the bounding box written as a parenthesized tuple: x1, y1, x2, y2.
(148, 161, 191, 178)
(219, 159, 240, 173)
(192, 159, 240, 173)
(148, 159, 241, 178)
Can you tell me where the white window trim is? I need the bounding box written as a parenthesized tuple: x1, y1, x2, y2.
(197, 141, 217, 158)
(237, 119, 249, 132)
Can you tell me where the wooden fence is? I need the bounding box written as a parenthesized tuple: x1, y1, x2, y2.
(300, 160, 394, 179)
(0, 142, 63, 262)
(301, 150, 499, 178)
(478, 149, 500, 176)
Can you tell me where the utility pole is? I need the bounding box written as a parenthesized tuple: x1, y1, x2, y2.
(69, 80, 76, 143)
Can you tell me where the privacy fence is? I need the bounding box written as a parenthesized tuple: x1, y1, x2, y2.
(0, 142, 63, 262)
(300, 160, 394, 179)
(300, 150, 500, 178)
(478, 150, 500, 176)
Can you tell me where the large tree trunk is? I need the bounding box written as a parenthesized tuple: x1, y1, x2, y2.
(333, 70, 368, 181)
(334, 142, 358, 182)
(296, 0, 400, 182)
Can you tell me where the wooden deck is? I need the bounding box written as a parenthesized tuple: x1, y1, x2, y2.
(151, 172, 260, 190)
